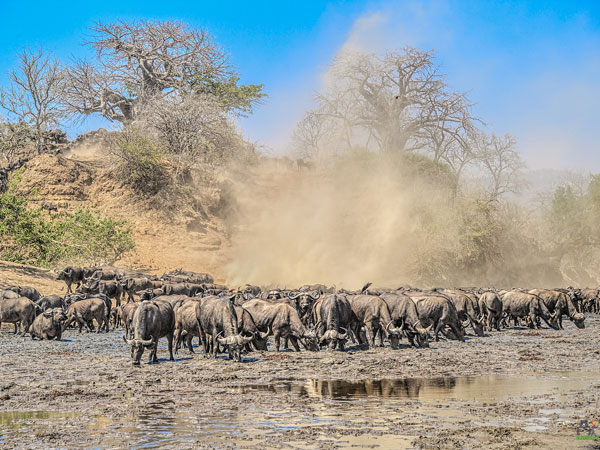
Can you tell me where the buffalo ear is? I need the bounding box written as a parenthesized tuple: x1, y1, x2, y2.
(42, 310, 53, 318)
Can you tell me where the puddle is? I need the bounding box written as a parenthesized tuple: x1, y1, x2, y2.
(1, 372, 597, 449)
(240, 371, 597, 401)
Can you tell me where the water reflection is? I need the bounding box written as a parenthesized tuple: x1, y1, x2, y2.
(241, 372, 596, 401)
(1, 372, 597, 449)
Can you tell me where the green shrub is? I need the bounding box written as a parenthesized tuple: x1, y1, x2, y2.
(0, 191, 135, 267)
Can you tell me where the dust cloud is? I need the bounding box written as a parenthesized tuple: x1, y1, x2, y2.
(63, 143, 106, 161)
(225, 154, 459, 290)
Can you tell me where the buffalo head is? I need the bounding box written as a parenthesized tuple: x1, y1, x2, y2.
(572, 312, 585, 329)
(217, 334, 254, 362)
(123, 335, 154, 365)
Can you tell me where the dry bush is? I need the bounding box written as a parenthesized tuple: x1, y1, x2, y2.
(109, 128, 170, 195)
(135, 93, 241, 180)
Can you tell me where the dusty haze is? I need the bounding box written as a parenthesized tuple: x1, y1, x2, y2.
(225, 154, 464, 290)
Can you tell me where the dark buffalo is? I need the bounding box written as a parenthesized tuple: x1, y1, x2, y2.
(161, 269, 214, 285)
(501, 291, 560, 330)
(347, 295, 401, 349)
(529, 289, 585, 329)
(161, 283, 201, 297)
(65, 297, 109, 333)
(30, 308, 67, 340)
(88, 268, 122, 281)
(77, 280, 123, 307)
(57, 267, 86, 293)
(242, 299, 319, 352)
(478, 292, 503, 331)
(122, 277, 156, 302)
(0, 297, 36, 335)
(380, 293, 432, 347)
(288, 290, 320, 326)
(124, 299, 175, 365)
(412, 295, 465, 342)
(196, 296, 252, 361)
(443, 289, 484, 337)
(313, 294, 355, 351)
(121, 301, 140, 338)
(173, 298, 202, 354)
(234, 304, 269, 351)
(109, 306, 121, 329)
(5, 286, 40, 303)
(36, 295, 64, 312)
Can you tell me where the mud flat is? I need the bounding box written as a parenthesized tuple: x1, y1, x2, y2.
(1, 317, 600, 449)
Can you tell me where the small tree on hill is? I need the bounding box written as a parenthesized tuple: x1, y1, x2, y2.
(0, 49, 64, 154)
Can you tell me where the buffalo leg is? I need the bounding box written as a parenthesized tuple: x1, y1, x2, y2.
(149, 341, 156, 363)
(173, 328, 182, 354)
(377, 326, 385, 347)
(289, 336, 301, 352)
(434, 320, 444, 341)
(274, 332, 282, 352)
(186, 334, 194, 353)
(212, 329, 218, 358)
(168, 333, 174, 361)
(530, 312, 539, 329)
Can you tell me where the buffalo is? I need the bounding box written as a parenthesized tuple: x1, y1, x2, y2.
(313, 294, 355, 351)
(30, 308, 67, 340)
(478, 292, 503, 331)
(243, 299, 319, 352)
(412, 295, 465, 342)
(380, 293, 432, 347)
(529, 289, 585, 329)
(196, 296, 253, 361)
(0, 296, 36, 335)
(347, 295, 402, 349)
(65, 297, 109, 333)
(501, 291, 560, 330)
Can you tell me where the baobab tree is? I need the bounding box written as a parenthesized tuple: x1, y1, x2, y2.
(311, 48, 476, 154)
(61, 20, 264, 124)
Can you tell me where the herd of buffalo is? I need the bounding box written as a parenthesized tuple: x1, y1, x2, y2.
(0, 265, 597, 365)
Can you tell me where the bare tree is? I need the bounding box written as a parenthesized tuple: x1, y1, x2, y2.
(62, 20, 261, 124)
(474, 132, 525, 200)
(440, 138, 475, 195)
(314, 48, 475, 153)
(0, 49, 64, 154)
(291, 111, 336, 160)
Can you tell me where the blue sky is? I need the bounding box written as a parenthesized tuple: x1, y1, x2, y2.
(0, 0, 599, 170)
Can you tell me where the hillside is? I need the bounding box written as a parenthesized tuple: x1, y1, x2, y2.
(6, 150, 232, 283)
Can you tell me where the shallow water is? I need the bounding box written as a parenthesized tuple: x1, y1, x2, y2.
(1, 371, 597, 449)
(241, 371, 598, 401)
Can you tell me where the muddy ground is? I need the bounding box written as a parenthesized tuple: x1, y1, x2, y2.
(1, 312, 600, 449)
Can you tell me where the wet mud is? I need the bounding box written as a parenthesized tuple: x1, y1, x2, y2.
(1, 317, 600, 449)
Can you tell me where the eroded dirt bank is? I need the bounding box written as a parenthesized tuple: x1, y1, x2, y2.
(1, 317, 600, 449)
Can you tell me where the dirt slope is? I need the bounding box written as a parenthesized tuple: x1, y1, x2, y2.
(9, 152, 232, 282)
